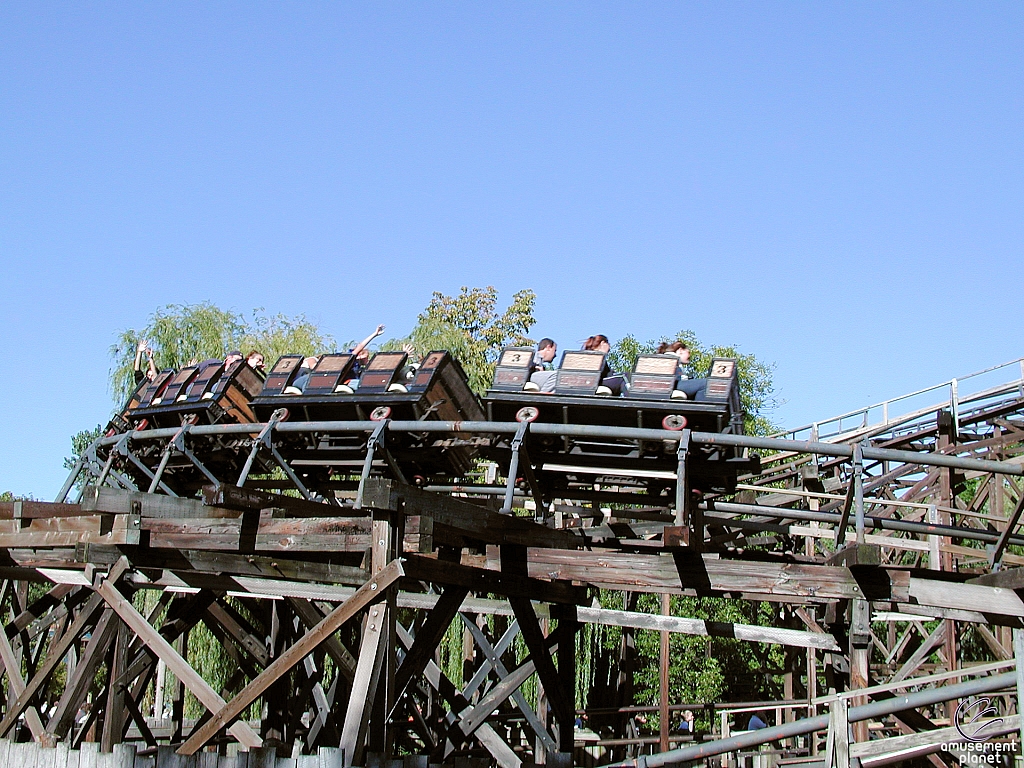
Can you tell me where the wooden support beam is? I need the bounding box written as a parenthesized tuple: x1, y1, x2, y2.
(403, 554, 586, 606)
(287, 597, 357, 680)
(339, 601, 389, 766)
(460, 616, 558, 754)
(393, 585, 468, 704)
(509, 596, 574, 753)
(0, 589, 107, 738)
(0, 584, 46, 740)
(178, 559, 403, 756)
(891, 622, 948, 683)
(46, 608, 118, 740)
(362, 478, 579, 550)
(394, 624, 522, 768)
(92, 567, 263, 749)
(101, 620, 130, 751)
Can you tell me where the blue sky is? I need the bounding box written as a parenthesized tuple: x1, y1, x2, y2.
(2, 3, 1022, 498)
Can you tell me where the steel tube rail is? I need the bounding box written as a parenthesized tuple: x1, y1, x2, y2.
(81, 419, 1024, 476)
(607, 671, 1016, 768)
(694, 431, 1024, 476)
(704, 500, 1024, 548)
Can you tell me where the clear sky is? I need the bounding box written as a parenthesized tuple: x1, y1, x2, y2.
(2, 3, 1022, 499)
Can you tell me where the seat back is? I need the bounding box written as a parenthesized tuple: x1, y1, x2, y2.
(357, 352, 408, 393)
(260, 355, 305, 396)
(184, 361, 225, 402)
(490, 347, 535, 392)
(303, 353, 357, 395)
(158, 365, 200, 404)
(554, 351, 607, 395)
(627, 354, 679, 399)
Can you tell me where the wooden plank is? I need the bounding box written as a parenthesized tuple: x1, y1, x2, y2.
(908, 577, 1024, 617)
(46, 607, 118, 740)
(525, 549, 866, 600)
(203, 483, 350, 517)
(178, 560, 404, 756)
(0, 585, 46, 740)
(0, 589, 108, 738)
(403, 555, 587, 605)
(339, 603, 389, 767)
(0, 501, 91, 519)
(80, 544, 370, 586)
(93, 571, 262, 749)
(140, 516, 427, 553)
(851, 716, 1018, 760)
(80, 487, 215, 519)
(362, 478, 579, 550)
(576, 605, 841, 651)
(393, 586, 468, 701)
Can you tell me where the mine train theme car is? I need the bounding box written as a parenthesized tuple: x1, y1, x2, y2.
(127, 360, 265, 430)
(113, 345, 753, 498)
(483, 347, 756, 496)
(248, 350, 485, 478)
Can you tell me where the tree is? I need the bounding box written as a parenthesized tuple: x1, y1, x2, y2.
(390, 286, 537, 394)
(109, 303, 334, 402)
(609, 330, 778, 436)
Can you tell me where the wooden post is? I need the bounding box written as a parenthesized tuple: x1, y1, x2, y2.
(659, 593, 671, 753)
(848, 600, 869, 744)
(101, 621, 129, 752)
(1014, 630, 1024, 751)
(825, 697, 849, 768)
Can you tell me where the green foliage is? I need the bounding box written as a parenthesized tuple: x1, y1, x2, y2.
(0, 491, 34, 502)
(65, 424, 104, 473)
(390, 286, 537, 394)
(109, 304, 334, 403)
(609, 330, 778, 436)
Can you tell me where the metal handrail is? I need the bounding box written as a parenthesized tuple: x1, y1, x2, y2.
(775, 357, 1024, 443)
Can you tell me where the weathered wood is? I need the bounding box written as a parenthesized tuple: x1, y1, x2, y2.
(142, 515, 429, 553)
(394, 586, 468, 703)
(92, 569, 262, 748)
(204, 483, 353, 517)
(908, 577, 1024, 617)
(0, 590, 107, 737)
(362, 478, 579, 550)
(526, 549, 866, 601)
(402, 555, 587, 605)
(0, 584, 46, 739)
(179, 560, 404, 756)
(80, 544, 370, 586)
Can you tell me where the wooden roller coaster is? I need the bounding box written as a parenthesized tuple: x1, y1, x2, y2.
(5, 351, 1024, 768)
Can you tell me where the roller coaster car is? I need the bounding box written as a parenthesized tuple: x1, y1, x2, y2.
(250, 350, 485, 479)
(127, 361, 264, 429)
(482, 349, 758, 496)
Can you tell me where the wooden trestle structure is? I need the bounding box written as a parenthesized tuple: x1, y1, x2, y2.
(6, 360, 1024, 767)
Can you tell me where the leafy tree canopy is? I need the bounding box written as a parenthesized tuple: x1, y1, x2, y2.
(388, 286, 537, 394)
(109, 303, 334, 403)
